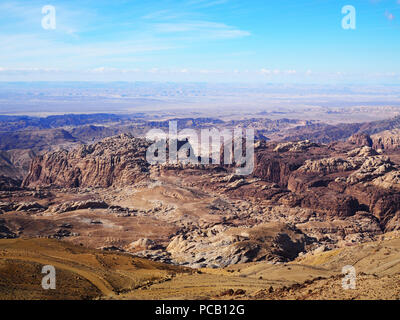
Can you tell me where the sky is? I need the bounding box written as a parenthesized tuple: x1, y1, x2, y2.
(0, 0, 400, 83)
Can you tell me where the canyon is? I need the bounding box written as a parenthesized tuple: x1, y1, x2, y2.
(1, 112, 400, 299)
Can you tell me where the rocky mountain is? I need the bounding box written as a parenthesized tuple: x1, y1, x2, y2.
(0, 151, 22, 178)
(1, 112, 400, 279)
(276, 115, 400, 144)
(348, 133, 373, 147)
(22, 133, 400, 232)
(0, 113, 130, 132)
(3, 113, 400, 182)
(371, 129, 400, 150)
(0, 129, 78, 179)
(0, 129, 77, 151)
(68, 125, 122, 143)
(23, 134, 151, 188)
(252, 140, 400, 231)
(7, 132, 396, 271)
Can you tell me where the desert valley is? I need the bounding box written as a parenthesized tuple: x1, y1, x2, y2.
(2, 0, 400, 307)
(1, 102, 400, 300)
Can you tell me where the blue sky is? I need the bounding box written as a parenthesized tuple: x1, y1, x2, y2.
(0, 0, 400, 83)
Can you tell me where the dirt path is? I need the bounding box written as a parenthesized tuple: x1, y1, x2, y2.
(1, 255, 115, 297)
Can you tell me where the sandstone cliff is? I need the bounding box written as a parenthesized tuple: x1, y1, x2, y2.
(23, 134, 151, 188)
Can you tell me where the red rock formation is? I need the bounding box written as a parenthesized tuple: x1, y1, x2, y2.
(371, 129, 400, 150)
(23, 134, 151, 188)
(348, 133, 373, 147)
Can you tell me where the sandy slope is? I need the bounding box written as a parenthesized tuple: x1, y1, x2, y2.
(0, 235, 400, 300)
(0, 238, 191, 300)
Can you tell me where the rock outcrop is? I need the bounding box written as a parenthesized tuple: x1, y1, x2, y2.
(372, 129, 400, 150)
(165, 222, 309, 268)
(23, 134, 151, 188)
(47, 200, 109, 214)
(273, 140, 319, 153)
(12, 134, 400, 268)
(0, 219, 17, 239)
(0, 176, 22, 191)
(348, 133, 373, 147)
(252, 141, 400, 229)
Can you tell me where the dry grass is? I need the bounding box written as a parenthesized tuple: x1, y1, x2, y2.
(0, 238, 191, 300)
(1, 235, 400, 300)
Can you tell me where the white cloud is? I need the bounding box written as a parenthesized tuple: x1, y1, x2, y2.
(152, 21, 250, 39)
(260, 68, 271, 74)
(260, 69, 298, 76)
(186, 0, 229, 8)
(260, 69, 282, 75)
(0, 33, 176, 70)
